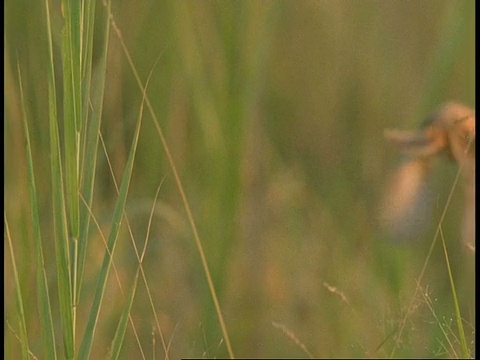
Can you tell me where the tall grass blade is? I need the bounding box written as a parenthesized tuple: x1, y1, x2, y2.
(77, 49, 144, 359)
(60, 2, 82, 339)
(45, 0, 75, 357)
(76, 0, 111, 306)
(4, 216, 30, 360)
(18, 63, 57, 360)
(61, 0, 81, 240)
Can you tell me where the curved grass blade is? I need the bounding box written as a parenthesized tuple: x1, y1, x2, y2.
(77, 47, 144, 360)
(103, 57, 171, 360)
(103, 5, 235, 357)
(135, 179, 171, 360)
(5, 216, 30, 360)
(88, 63, 157, 360)
(45, 0, 75, 357)
(107, 269, 140, 360)
(61, 0, 82, 241)
(76, 0, 111, 307)
(18, 63, 57, 360)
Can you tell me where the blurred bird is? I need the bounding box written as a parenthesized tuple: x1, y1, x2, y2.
(381, 102, 475, 250)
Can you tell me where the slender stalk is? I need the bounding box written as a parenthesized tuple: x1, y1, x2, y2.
(103, 3, 235, 357)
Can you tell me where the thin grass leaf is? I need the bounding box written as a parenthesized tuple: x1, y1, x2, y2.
(45, 0, 75, 357)
(104, 5, 235, 357)
(76, 0, 110, 307)
(77, 47, 144, 359)
(80, 1, 96, 93)
(94, 65, 157, 359)
(4, 216, 30, 360)
(107, 269, 141, 360)
(50, 52, 76, 360)
(61, 0, 81, 241)
(78, 0, 95, 162)
(103, 57, 171, 360)
(137, 179, 171, 360)
(439, 227, 469, 358)
(18, 63, 57, 360)
(96, 135, 148, 360)
(78, 183, 147, 360)
(60, 4, 81, 329)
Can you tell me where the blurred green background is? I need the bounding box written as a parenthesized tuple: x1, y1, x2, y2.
(4, 1, 475, 358)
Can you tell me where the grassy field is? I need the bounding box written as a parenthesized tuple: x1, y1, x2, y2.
(4, 1, 475, 358)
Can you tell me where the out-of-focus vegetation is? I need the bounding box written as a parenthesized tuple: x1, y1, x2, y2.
(4, 1, 474, 358)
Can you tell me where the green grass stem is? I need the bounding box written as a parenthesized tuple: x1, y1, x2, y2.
(104, 3, 235, 358)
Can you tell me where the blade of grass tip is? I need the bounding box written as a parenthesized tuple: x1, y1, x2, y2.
(103, 4, 235, 358)
(76, 0, 111, 307)
(80, 1, 96, 104)
(120, 52, 163, 267)
(439, 226, 469, 357)
(45, 0, 75, 357)
(18, 63, 57, 360)
(5, 215, 30, 360)
(77, 39, 144, 360)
